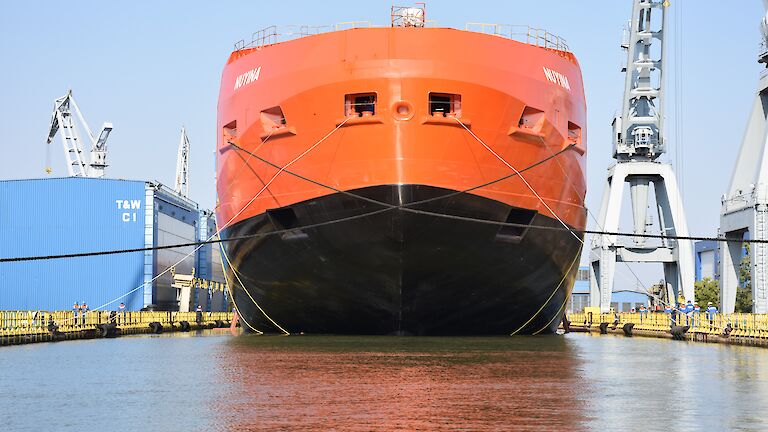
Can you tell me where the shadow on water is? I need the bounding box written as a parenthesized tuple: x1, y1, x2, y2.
(218, 334, 590, 431)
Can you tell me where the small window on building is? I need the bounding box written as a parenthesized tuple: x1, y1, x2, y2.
(429, 93, 461, 117)
(260, 106, 287, 131)
(568, 121, 582, 144)
(518, 106, 544, 129)
(345, 93, 377, 117)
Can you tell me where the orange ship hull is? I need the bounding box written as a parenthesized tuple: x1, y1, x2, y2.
(216, 27, 586, 335)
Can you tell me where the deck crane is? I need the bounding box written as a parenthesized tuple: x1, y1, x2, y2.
(174, 126, 190, 197)
(45, 90, 113, 178)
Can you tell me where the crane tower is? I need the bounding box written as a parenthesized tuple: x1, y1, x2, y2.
(719, 0, 768, 313)
(590, 0, 695, 311)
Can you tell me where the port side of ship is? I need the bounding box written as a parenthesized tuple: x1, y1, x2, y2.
(216, 22, 587, 335)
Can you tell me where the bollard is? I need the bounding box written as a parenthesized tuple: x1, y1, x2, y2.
(179, 321, 191, 332)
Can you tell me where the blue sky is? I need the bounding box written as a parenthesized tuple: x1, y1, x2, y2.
(0, 0, 762, 288)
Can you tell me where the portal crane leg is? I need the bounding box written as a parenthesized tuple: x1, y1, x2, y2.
(591, 163, 694, 312)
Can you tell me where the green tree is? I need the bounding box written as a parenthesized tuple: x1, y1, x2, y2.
(694, 277, 719, 307)
(737, 242, 754, 313)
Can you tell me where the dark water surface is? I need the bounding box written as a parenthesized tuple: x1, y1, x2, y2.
(1, 331, 767, 431)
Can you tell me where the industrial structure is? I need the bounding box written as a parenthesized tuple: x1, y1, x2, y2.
(0, 91, 226, 313)
(695, 240, 719, 282)
(590, 0, 694, 312)
(0, 178, 228, 312)
(569, 266, 649, 314)
(45, 90, 113, 178)
(719, 0, 768, 314)
(175, 127, 190, 198)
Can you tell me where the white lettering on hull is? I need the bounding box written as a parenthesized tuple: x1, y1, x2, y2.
(543, 66, 571, 91)
(234, 66, 262, 91)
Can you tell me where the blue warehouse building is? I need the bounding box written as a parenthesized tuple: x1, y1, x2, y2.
(0, 177, 228, 312)
(694, 240, 720, 282)
(567, 266, 649, 313)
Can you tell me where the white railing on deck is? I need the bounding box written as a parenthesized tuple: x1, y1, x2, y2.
(234, 21, 567, 53)
(464, 23, 569, 52)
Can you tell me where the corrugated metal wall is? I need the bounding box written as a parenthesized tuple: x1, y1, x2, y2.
(0, 178, 146, 310)
(151, 187, 198, 309)
(0, 178, 225, 312)
(196, 211, 228, 312)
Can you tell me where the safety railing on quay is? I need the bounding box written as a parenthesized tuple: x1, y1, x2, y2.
(566, 312, 768, 339)
(0, 310, 233, 338)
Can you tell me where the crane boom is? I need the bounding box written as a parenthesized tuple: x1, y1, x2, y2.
(45, 90, 112, 178)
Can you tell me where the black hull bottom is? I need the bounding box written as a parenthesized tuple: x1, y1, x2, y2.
(221, 185, 583, 335)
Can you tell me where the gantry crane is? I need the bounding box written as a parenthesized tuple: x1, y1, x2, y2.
(719, 0, 768, 313)
(590, 0, 695, 312)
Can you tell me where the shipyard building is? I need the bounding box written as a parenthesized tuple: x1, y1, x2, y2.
(0, 177, 228, 312)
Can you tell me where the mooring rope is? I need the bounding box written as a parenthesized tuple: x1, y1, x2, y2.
(218, 236, 290, 335)
(46, 118, 352, 326)
(451, 116, 584, 245)
(213, 116, 352, 334)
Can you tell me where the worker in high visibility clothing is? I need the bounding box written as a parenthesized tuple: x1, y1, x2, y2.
(706, 302, 718, 330)
(195, 305, 203, 325)
(118, 302, 126, 325)
(81, 302, 88, 326)
(693, 303, 701, 327)
(72, 302, 80, 326)
(683, 301, 694, 326)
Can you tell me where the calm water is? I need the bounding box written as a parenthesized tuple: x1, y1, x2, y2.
(1, 331, 767, 431)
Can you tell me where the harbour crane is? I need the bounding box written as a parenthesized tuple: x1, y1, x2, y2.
(45, 90, 113, 178)
(174, 126, 190, 197)
(719, 0, 768, 313)
(590, 0, 695, 312)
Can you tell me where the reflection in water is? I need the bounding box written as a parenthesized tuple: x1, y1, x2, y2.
(218, 336, 589, 431)
(2, 332, 768, 431)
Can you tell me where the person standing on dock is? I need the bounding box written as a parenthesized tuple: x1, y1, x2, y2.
(118, 302, 126, 325)
(81, 302, 88, 326)
(693, 303, 701, 327)
(195, 304, 203, 325)
(706, 302, 718, 330)
(684, 301, 694, 326)
(72, 302, 80, 327)
(664, 304, 676, 327)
